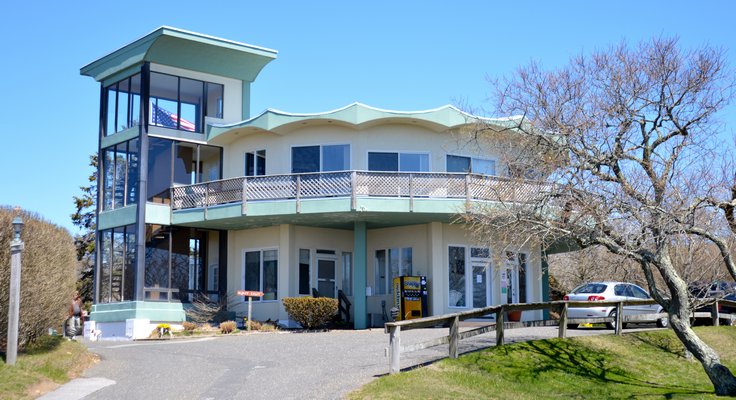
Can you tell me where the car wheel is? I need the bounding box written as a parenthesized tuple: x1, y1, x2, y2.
(566, 323, 578, 329)
(606, 310, 616, 330)
(656, 310, 669, 328)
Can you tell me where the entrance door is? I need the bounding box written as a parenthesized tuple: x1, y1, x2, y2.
(317, 258, 336, 298)
(472, 262, 490, 308)
(502, 265, 518, 304)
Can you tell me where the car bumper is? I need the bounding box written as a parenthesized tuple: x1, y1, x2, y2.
(568, 307, 614, 319)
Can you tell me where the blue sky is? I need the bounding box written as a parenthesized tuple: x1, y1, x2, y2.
(1, 1, 735, 233)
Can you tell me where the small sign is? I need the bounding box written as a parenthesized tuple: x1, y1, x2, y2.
(237, 290, 264, 297)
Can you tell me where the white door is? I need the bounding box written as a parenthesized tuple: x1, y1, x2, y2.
(317, 258, 336, 298)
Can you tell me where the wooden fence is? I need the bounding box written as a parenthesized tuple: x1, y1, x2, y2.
(384, 298, 736, 374)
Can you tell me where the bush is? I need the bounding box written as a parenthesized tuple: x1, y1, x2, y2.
(282, 297, 338, 329)
(0, 207, 77, 351)
(182, 321, 197, 331)
(219, 320, 237, 334)
(260, 323, 277, 332)
(243, 319, 262, 331)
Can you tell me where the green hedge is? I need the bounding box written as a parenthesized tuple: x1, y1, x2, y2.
(282, 297, 338, 329)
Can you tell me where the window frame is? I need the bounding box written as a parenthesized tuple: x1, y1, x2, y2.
(245, 149, 267, 177)
(446, 154, 497, 176)
(366, 150, 431, 172)
(290, 143, 351, 173)
(374, 247, 412, 295)
(241, 247, 279, 302)
(148, 71, 224, 134)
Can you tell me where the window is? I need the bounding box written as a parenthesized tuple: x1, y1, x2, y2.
(342, 252, 353, 296)
(143, 225, 208, 302)
(447, 155, 496, 175)
(101, 138, 139, 211)
(368, 152, 429, 172)
(98, 224, 136, 303)
(243, 249, 278, 301)
(104, 74, 142, 136)
(292, 144, 350, 173)
(149, 72, 224, 133)
(147, 137, 222, 203)
(245, 150, 266, 176)
(374, 247, 412, 295)
(448, 246, 466, 307)
(298, 249, 310, 295)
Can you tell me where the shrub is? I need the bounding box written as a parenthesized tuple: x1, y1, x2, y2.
(282, 297, 338, 329)
(260, 323, 277, 332)
(0, 207, 76, 351)
(243, 319, 262, 331)
(219, 320, 237, 334)
(182, 321, 197, 331)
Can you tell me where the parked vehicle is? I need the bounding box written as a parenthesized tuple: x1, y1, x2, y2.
(563, 282, 668, 330)
(690, 281, 736, 325)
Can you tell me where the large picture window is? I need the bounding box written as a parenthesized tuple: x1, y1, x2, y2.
(101, 138, 139, 211)
(447, 155, 496, 176)
(105, 74, 142, 136)
(243, 249, 278, 301)
(298, 249, 310, 295)
(149, 72, 224, 133)
(374, 247, 412, 295)
(368, 152, 429, 172)
(292, 144, 350, 173)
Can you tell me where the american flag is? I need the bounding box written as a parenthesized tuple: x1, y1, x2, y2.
(151, 102, 196, 132)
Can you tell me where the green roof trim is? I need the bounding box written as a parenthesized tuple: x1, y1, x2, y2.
(207, 102, 523, 141)
(80, 26, 277, 83)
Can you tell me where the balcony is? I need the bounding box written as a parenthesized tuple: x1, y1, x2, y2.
(171, 171, 549, 214)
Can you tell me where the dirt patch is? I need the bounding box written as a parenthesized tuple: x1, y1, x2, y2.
(26, 347, 100, 398)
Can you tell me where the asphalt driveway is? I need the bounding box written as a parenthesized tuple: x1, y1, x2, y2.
(40, 324, 660, 400)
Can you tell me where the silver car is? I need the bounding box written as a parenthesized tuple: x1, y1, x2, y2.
(564, 282, 668, 329)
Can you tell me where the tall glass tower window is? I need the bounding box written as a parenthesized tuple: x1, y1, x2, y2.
(97, 224, 136, 303)
(104, 74, 142, 136)
(147, 138, 222, 203)
(149, 72, 224, 133)
(101, 138, 139, 211)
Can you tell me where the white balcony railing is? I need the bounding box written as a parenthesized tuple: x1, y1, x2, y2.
(170, 171, 549, 212)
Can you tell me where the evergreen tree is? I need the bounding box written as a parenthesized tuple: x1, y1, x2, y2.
(71, 154, 97, 305)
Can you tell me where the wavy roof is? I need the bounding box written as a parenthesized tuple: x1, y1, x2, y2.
(207, 102, 522, 142)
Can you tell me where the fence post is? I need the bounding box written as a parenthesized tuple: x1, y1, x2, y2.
(559, 303, 568, 339)
(409, 173, 414, 212)
(242, 177, 248, 215)
(449, 316, 459, 359)
(295, 175, 301, 214)
(712, 301, 720, 327)
(615, 302, 624, 336)
(465, 174, 471, 202)
(495, 307, 505, 346)
(389, 325, 401, 374)
(351, 171, 357, 211)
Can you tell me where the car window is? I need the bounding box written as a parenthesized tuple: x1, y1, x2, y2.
(614, 285, 626, 296)
(573, 283, 607, 294)
(630, 285, 650, 299)
(623, 285, 635, 297)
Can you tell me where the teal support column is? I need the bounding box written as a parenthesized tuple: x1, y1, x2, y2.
(353, 221, 367, 329)
(542, 248, 550, 320)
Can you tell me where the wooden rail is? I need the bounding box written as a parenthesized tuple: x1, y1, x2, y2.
(384, 298, 736, 374)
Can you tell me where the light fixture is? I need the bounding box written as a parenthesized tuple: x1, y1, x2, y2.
(12, 215, 23, 241)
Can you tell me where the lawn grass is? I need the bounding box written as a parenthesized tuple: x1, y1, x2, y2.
(0, 336, 96, 399)
(349, 327, 736, 399)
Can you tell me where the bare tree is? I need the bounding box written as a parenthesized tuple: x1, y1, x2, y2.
(464, 38, 736, 395)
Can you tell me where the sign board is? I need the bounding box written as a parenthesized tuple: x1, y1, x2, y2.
(237, 290, 264, 297)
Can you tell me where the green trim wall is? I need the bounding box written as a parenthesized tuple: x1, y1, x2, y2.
(98, 205, 137, 230)
(91, 301, 186, 322)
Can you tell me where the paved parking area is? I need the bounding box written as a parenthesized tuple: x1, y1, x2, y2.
(42, 324, 660, 400)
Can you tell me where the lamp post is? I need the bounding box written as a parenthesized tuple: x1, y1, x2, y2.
(6, 214, 24, 366)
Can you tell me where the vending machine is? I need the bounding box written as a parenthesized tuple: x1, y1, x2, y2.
(393, 276, 428, 320)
